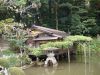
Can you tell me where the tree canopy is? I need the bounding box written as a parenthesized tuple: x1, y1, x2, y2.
(0, 0, 100, 36)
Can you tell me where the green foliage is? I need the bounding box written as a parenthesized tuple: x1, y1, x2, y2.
(76, 43, 83, 52)
(9, 39, 20, 52)
(40, 42, 56, 49)
(40, 0, 48, 4)
(78, 8, 88, 14)
(31, 35, 92, 56)
(90, 39, 100, 52)
(60, 3, 73, 8)
(76, 39, 100, 53)
(5, 18, 14, 23)
(15, 0, 27, 6)
(83, 18, 96, 26)
(19, 53, 31, 65)
(70, 13, 85, 35)
(0, 0, 99, 36)
(0, 58, 9, 68)
(0, 52, 20, 67)
(9, 38, 26, 52)
(41, 41, 73, 49)
(0, 18, 14, 34)
(8, 56, 20, 67)
(8, 67, 25, 75)
(76, 43, 89, 52)
(64, 35, 92, 42)
(2, 49, 14, 56)
(31, 48, 43, 56)
(82, 18, 99, 35)
(31, 41, 73, 56)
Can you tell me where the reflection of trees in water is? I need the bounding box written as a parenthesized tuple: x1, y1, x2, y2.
(47, 60, 53, 66)
(44, 67, 57, 75)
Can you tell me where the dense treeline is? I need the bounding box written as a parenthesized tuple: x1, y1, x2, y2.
(0, 0, 100, 36)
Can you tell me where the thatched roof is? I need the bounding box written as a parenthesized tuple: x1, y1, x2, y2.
(32, 25, 67, 38)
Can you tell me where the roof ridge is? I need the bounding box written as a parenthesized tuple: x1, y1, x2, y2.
(32, 25, 66, 33)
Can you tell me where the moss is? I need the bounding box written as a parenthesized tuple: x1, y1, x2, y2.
(8, 67, 25, 75)
(0, 58, 9, 68)
(0, 73, 3, 75)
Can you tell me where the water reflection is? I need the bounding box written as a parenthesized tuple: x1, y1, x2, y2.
(24, 55, 100, 75)
(44, 67, 57, 75)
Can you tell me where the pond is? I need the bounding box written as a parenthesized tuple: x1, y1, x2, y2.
(24, 55, 100, 75)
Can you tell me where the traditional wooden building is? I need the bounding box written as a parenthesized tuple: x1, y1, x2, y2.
(26, 25, 67, 47)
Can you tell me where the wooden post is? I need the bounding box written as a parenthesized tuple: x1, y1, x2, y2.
(20, 48, 23, 67)
(83, 43, 87, 63)
(88, 42, 91, 60)
(88, 42, 91, 73)
(57, 54, 59, 61)
(55, 6, 58, 30)
(0, 47, 3, 57)
(68, 48, 70, 63)
(80, 43, 83, 62)
(83, 43, 87, 75)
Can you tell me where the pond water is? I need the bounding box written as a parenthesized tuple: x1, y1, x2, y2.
(24, 55, 100, 75)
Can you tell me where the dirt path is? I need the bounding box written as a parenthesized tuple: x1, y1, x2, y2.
(0, 38, 9, 50)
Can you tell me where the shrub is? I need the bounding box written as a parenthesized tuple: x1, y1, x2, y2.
(0, 73, 3, 75)
(64, 35, 92, 42)
(32, 48, 43, 56)
(90, 39, 100, 52)
(19, 54, 31, 65)
(8, 56, 20, 67)
(8, 67, 25, 75)
(9, 39, 20, 52)
(2, 50, 14, 56)
(0, 58, 9, 68)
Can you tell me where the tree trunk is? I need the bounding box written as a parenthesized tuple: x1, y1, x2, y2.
(55, 2, 58, 30)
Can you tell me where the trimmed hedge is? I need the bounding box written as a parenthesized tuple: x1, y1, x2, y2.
(8, 67, 25, 75)
(0, 58, 9, 68)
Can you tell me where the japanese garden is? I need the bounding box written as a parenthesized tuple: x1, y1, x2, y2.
(0, 0, 100, 75)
